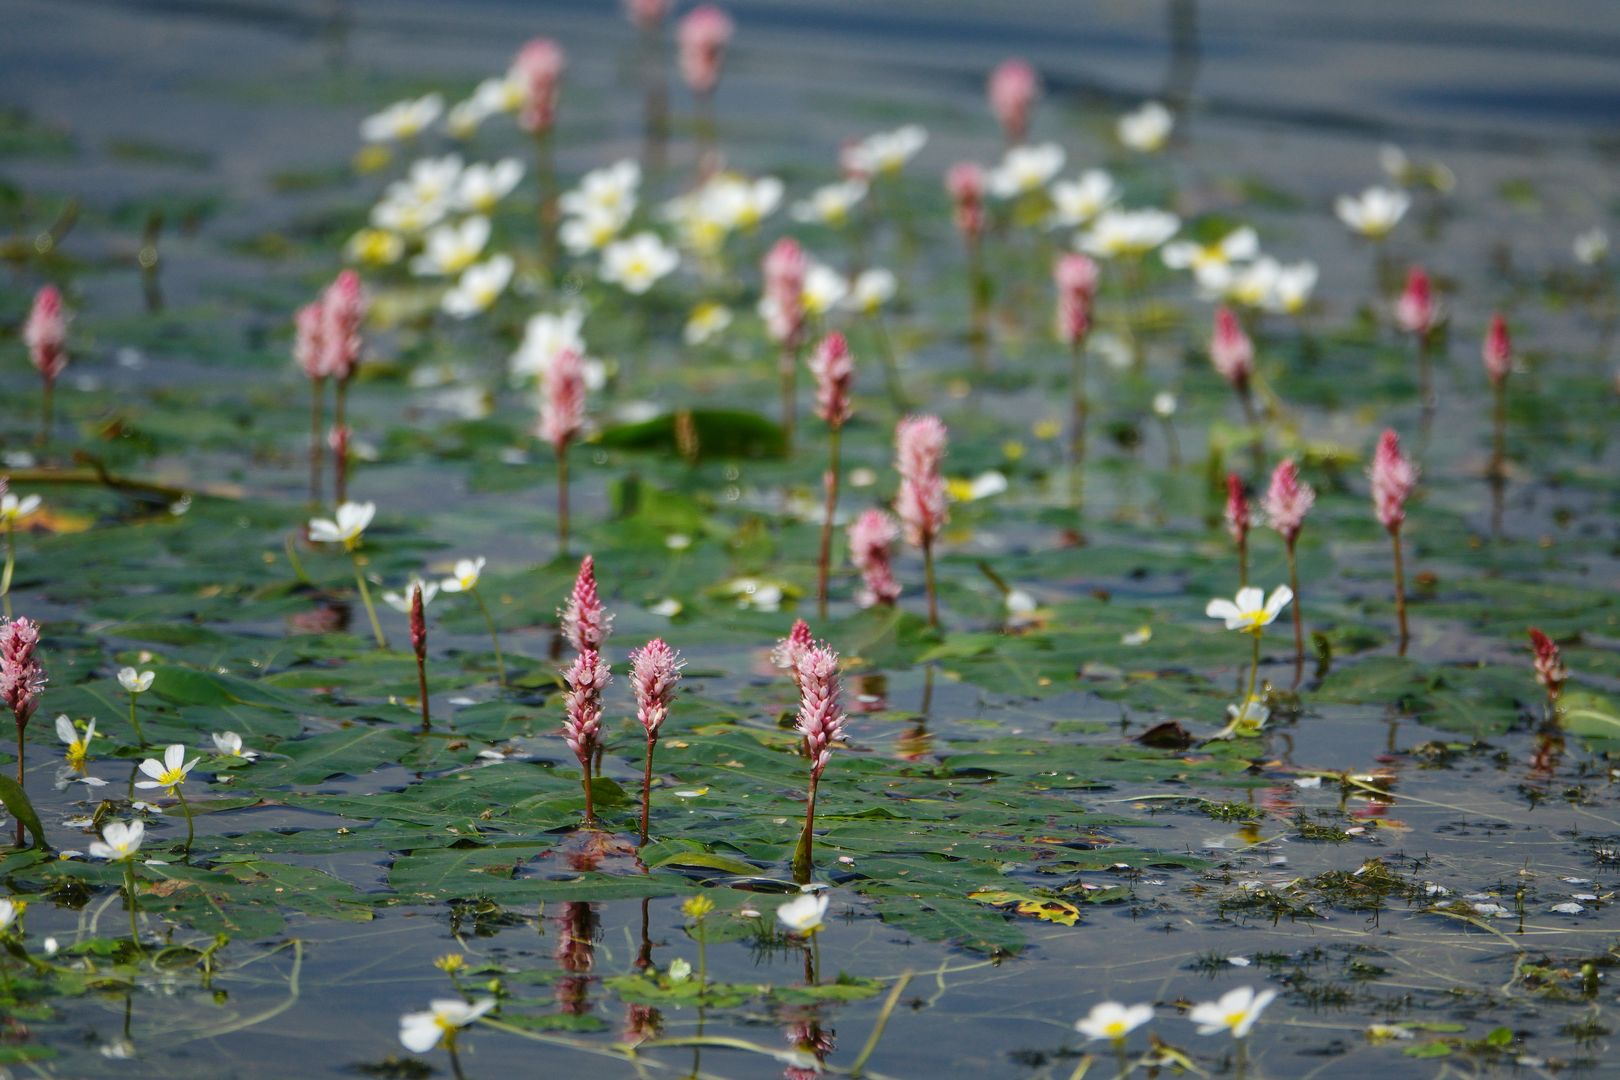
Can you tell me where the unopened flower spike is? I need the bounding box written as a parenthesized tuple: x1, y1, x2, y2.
(1263, 460, 1315, 685)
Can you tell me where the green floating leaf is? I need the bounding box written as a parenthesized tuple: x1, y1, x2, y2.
(597, 409, 787, 459)
(0, 773, 48, 850)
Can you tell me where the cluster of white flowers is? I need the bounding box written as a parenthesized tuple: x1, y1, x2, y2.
(664, 171, 783, 258)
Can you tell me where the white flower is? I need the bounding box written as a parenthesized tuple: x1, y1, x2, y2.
(667, 958, 693, 983)
(600, 232, 679, 294)
(211, 731, 259, 761)
(683, 302, 733, 346)
(383, 578, 440, 613)
(455, 159, 524, 213)
(560, 159, 641, 222)
(0, 493, 41, 525)
(399, 998, 496, 1054)
(1574, 227, 1610, 266)
(1077, 208, 1180, 259)
(791, 180, 869, 228)
(559, 207, 630, 255)
(1334, 186, 1410, 239)
(801, 263, 848, 317)
(777, 892, 830, 935)
(1076, 1001, 1154, 1042)
(843, 125, 928, 176)
(845, 268, 896, 316)
(473, 72, 525, 115)
(1264, 261, 1319, 315)
(444, 97, 494, 139)
(1005, 589, 1037, 614)
(988, 142, 1066, 199)
(410, 216, 491, 277)
(56, 715, 96, 764)
(440, 557, 486, 593)
(370, 188, 449, 236)
(309, 501, 376, 548)
(0, 897, 24, 933)
(1206, 586, 1293, 633)
(1152, 391, 1177, 417)
(87, 819, 145, 861)
(1195, 256, 1277, 309)
(1161, 226, 1259, 273)
(1217, 696, 1271, 738)
(649, 598, 683, 618)
(442, 254, 514, 317)
(403, 155, 465, 204)
(1118, 101, 1173, 153)
(118, 667, 155, 694)
(345, 228, 405, 266)
(509, 310, 607, 390)
(694, 173, 783, 232)
(360, 94, 445, 142)
(1049, 170, 1119, 227)
(1189, 986, 1277, 1038)
(135, 743, 199, 791)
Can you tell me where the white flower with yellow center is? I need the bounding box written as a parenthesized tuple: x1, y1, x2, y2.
(444, 96, 494, 140)
(399, 998, 496, 1053)
(705, 174, 784, 232)
(790, 180, 868, 228)
(600, 232, 679, 295)
(360, 94, 445, 143)
(776, 892, 830, 935)
(371, 188, 449, 236)
(1162, 226, 1258, 273)
(509, 310, 605, 389)
(1335, 186, 1410, 239)
(801, 263, 849, 317)
(439, 557, 486, 594)
(1196, 256, 1277, 309)
(309, 501, 376, 550)
(1050, 170, 1119, 227)
(88, 819, 145, 861)
(383, 577, 439, 614)
(1076, 1001, 1154, 1042)
(442, 254, 514, 318)
(0, 897, 23, 934)
(345, 228, 405, 266)
(403, 155, 465, 204)
(684, 302, 734, 346)
(55, 715, 96, 770)
(1189, 986, 1277, 1038)
(988, 142, 1066, 199)
(134, 743, 198, 792)
(561, 160, 641, 223)
(1118, 101, 1174, 153)
(0, 493, 41, 526)
(455, 159, 524, 213)
(211, 731, 259, 760)
(1206, 586, 1293, 635)
(559, 207, 629, 256)
(118, 667, 155, 694)
(1077, 208, 1180, 259)
(846, 268, 896, 316)
(473, 72, 526, 115)
(410, 216, 491, 277)
(1264, 261, 1319, 315)
(844, 125, 928, 175)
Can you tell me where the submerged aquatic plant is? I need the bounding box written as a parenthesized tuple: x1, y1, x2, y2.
(309, 501, 386, 649)
(561, 648, 611, 828)
(1369, 429, 1418, 655)
(539, 347, 588, 555)
(1054, 253, 1099, 516)
(895, 416, 948, 628)
(808, 332, 855, 618)
(790, 644, 846, 882)
(1, 616, 45, 847)
(22, 285, 68, 449)
(1263, 459, 1316, 684)
(629, 637, 683, 845)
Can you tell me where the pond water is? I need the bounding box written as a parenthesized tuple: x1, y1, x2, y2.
(3, 1, 1620, 1077)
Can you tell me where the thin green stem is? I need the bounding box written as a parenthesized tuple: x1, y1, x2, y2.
(1069, 338, 1089, 514)
(472, 589, 506, 686)
(1246, 630, 1261, 708)
(1391, 525, 1409, 656)
(350, 552, 387, 649)
(640, 732, 657, 846)
(792, 770, 819, 885)
(557, 446, 570, 556)
(922, 536, 939, 629)
(174, 784, 195, 854)
(128, 693, 147, 749)
(122, 861, 144, 954)
(1114, 1038, 1129, 1080)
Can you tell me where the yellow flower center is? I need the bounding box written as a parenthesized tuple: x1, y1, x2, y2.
(157, 766, 188, 787)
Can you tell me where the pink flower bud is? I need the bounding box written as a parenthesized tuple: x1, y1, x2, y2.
(793, 644, 845, 780)
(945, 162, 986, 240)
(1369, 428, 1418, 531)
(772, 618, 816, 688)
(808, 332, 854, 428)
(987, 58, 1039, 143)
(762, 238, 807, 346)
(1395, 266, 1433, 336)
(1223, 473, 1250, 545)
(1209, 306, 1253, 389)
(1483, 312, 1511, 385)
(514, 38, 566, 134)
(294, 300, 327, 381)
(539, 347, 587, 452)
(1528, 627, 1567, 700)
(629, 637, 684, 737)
(327, 423, 350, 457)
(23, 286, 68, 384)
(677, 4, 734, 96)
(560, 555, 612, 654)
(561, 648, 611, 768)
(847, 509, 901, 607)
(321, 270, 366, 382)
(1053, 253, 1099, 346)
(1263, 459, 1315, 543)
(624, 0, 669, 31)
(409, 583, 427, 660)
(0, 616, 45, 727)
(894, 415, 948, 548)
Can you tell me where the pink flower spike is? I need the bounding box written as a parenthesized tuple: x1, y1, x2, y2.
(624, 0, 669, 31)
(321, 270, 366, 382)
(945, 162, 986, 240)
(629, 638, 684, 738)
(1263, 459, 1315, 543)
(762, 238, 807, 347)
(539, 347, 588, 453)
(23, 286, 68, 384)
(1528, 627, 1567, 701)
(772, 618, 817, 687)
(847, 509, 901, 608)
(794, 645, 845, 781)
(677, 4, 734, 96)
(514, 38, 566, 134)
(1370, 428, 1419, 532)
(1483, 312, 1511, 385)
(560, 555, 613, 655)
(561, 648, 611, 769)
(1209, 306, 1253, 389)
(0, 616, 46, 727)
(409, 583, 428, 660)
(987, 58, 1039, 143)
(294, 300, 327, 381)
(1223, 474, 1250, 545)
(1053, 253, 1100, 346)
(894, 415, 948, 548)
(808, 332, 854, 429)
(1395, 266, 1434, 336)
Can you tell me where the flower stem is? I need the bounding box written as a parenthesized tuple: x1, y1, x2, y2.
(2, 522, 15, 620)
(333, 378, 349, 505)
(579, 756, 595, 828)
(792, 770, 819, 884)
(871, 315, 908, 412)
(1237, 530, 1249, 589)
(922, 536, 939, 629)
(472, 589, 507, 686)
(350, 553, 387, 649)
(38, 377, 53, 450)
(779, 340, 799, 451)
(128, 693, 147, 750)
(174, 784, 195, 855)
(556, 446, 570, 556)
(1286, 538, 1304, 689)
(1391, 525, 1409, 656)
(309, 378, 325, 508)
(1114, 1038, 1130, 1080)
(640, 732, 657, 847)
(815, 425, 842, 619)
(1246, 630, 1261, 708)
(13, 716, 24, 847)
(1069, 338, 1089, 515)
(416, 653, 431, 734)
(122, 862, 144, 954)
